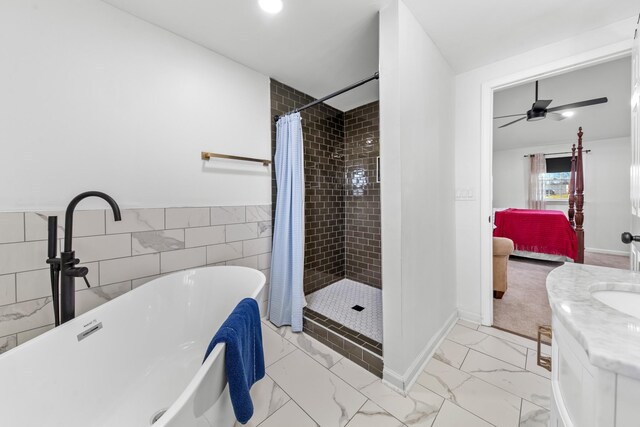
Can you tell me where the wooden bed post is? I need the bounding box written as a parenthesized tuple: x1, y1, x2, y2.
(575, 127, 585, 264)
(568, 144, 576, 228)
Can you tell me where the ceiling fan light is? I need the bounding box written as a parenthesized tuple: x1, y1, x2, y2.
(561, 111, 575, 117)
(258, 0, 283, 14)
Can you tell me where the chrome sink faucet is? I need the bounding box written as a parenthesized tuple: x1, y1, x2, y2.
(47, 192, 121, 325)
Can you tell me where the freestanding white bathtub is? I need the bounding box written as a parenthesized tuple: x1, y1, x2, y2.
(0, 266, 266, 427)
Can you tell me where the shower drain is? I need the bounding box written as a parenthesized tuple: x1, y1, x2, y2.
(150, 409, 168, 425)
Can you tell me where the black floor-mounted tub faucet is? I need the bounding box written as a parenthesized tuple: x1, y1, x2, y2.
(47, 192, 121, 325)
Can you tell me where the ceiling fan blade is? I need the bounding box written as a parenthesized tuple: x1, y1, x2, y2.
(532, 99, 552, 110)
(498, 117, 526, 128)
(547, 112, 566, 121)
(493, 113, 526, 119)
(547, 97, 608, 112)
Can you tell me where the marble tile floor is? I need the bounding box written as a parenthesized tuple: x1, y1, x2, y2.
(245, 318, 551, 427)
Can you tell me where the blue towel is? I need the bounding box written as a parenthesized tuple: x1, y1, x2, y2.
(203, 298, 265, 424)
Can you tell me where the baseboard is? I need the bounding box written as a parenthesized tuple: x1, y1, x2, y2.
(381, 368, 406, 394)
(382, 310, 458, 393)
(457, 308, 483, 325)
(585, 247, 629, 256)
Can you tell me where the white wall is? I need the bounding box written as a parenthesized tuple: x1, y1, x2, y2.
(493, 137, 631, 254)
(454, 18, 636, 322)
(0, 0, 271, 212)
(380, 0, 457, 391)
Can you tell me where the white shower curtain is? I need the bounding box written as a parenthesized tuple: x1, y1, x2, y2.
(528, 153, 546, 210)
(268, 113, 305, 332)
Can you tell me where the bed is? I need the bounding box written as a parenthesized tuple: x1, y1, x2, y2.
(493, 127, 585, 263)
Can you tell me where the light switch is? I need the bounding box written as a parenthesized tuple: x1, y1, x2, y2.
(455, 187, 476, 201)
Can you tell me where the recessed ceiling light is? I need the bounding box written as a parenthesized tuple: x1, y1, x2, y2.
(259, 0, 283, 14)
(561, 111, 574, 117)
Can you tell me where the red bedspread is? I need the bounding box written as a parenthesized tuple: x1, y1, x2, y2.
(494, 208, 577, 261)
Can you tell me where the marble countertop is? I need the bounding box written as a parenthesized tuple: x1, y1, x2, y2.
(547, 263, 640, 379)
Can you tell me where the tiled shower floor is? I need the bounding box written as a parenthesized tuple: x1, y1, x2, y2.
(306, 279, 382, 343)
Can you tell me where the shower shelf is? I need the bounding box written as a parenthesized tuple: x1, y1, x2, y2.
(201, 151, 271, 166)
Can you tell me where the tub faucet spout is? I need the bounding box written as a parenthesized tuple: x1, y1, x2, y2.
(47, 192, 121, 325)
(64, 192, 122, 252)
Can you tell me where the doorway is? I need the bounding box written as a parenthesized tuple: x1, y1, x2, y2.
(479, 45, 634, 328)
(489, 58, 632, 339)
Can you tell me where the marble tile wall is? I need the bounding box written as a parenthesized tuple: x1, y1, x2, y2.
(0, 206, 272, 353)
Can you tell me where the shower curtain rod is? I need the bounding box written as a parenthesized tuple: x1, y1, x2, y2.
(274, 72, 379, 122)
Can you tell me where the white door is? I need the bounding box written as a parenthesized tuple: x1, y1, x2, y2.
(629, 15, 640, 271)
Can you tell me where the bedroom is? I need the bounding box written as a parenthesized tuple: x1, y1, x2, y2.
(491, 56, 632, 339)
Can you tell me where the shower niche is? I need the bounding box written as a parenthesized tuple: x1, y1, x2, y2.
(271, 79, 382, 376)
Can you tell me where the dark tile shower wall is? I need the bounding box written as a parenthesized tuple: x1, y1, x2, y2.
(270, 82, 383, 377)
(344, 102, 381, 288)
(270, 80, 346, 294)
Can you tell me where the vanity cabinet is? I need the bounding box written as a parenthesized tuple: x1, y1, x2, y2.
(550, 315, 640, 427)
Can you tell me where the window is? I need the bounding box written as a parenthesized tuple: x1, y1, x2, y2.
(543, 156, 572, 201)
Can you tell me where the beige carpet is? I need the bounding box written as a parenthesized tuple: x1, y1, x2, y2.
(493, 252, 629, 341)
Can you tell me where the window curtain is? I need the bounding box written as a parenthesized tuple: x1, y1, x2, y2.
(528, 153, 546, 210)
(268, 112, 305, 332)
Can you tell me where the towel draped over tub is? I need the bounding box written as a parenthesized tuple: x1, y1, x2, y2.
(203, 298, 265, 424)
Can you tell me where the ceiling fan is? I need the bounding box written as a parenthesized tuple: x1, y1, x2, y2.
(494, 80, 608, 128)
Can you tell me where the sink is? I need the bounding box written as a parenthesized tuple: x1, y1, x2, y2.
(591, 290, 640, 319)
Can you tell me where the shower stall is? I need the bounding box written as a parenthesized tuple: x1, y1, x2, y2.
(271, 79, 382, 376)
